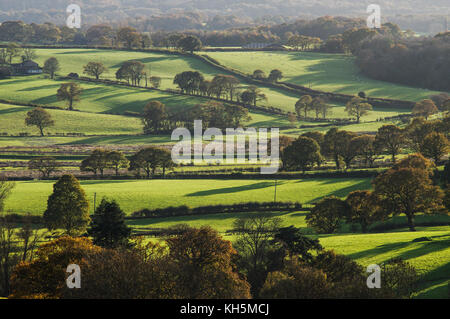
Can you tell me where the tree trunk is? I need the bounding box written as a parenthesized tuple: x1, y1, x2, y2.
(334, 154, 340, 170)
(407, 214, 416, 231)
(361, 222, 368, 233)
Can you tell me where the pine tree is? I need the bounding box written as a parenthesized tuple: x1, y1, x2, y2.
(88, 198, 131, 248)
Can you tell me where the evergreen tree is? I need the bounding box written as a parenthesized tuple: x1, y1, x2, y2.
(88, 198, 131, 248)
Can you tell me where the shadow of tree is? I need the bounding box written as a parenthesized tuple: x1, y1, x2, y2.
(186, 181, 283, 197)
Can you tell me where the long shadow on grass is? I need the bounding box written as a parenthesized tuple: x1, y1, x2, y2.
(127, 211, 293, 227)
(186, 181, 283, 197)
(347, 236, 450, 262)
(305, 179, 372, 203)
(111, 56, 179, 68)
(18, 84, 60, 91)
(0, 107, 26, 114)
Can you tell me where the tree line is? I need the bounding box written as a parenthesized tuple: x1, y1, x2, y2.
(306, 154, 448, 233)
(355, 32, 450, 91)
(281, 115, 449, 172)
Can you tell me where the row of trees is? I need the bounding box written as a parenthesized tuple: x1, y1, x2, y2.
(251, 69, 283, 83)
(0, 16, 366, 48)
(173, 70, 268, 106)
(80, 147, 174, 178)
(142, 100, 251, 134)
(306, 154, 448, 232)
(281, 116, 450, 172)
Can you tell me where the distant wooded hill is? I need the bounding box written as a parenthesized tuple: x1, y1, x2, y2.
(0, 0, 448, 33)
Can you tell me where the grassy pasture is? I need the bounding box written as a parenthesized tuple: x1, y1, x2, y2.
(0, 76, 207, 114)
(205, 51, 446, 101)
(32, 48, 304, 112)
(0, 135, 174, 147)
(29, 48, 423, 117)
(0, 103, 142, 135)
(3, 178, 372, 215)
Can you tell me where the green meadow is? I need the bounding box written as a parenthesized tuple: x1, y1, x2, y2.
(0, 103, 142, 135)
(3, 178, 372, 215)
(206, 51, 446, 101)
(0, 76, 207, 114)
(31, 48, 303, 112)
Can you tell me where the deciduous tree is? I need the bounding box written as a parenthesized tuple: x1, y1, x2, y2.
(373, 155, 445, 231)
(56, 83, 82, 110)
(43, 57, 60, 79)
(28, 156, 59, 178)
(375, 124, 405, 163)
(83, 62, 107, 80)
(25, 107, 54, 136)
(306, 196, 349, 234)
(412, 99, 439, 120)
(345, 96, 372, 123)
(43, 175, 90, 235)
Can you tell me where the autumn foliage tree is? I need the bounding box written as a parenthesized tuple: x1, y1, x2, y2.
(142, 101, 167, 134)
(306, 196, 350, 234)
(345, 96, 372, 123)
(43, 57, 60, 79)
(25, 107, 54, 136)
(281, 136, 322, 173)
(345, 190, 385, 232)
(419, 132, 449, 163)
(260, 261, 332, 299)
(57, 82, 83, 110)
(412, 99, 439, 120)
(166, 226, 251, 299)
(375, 124, 405, 163)
(9, 237, 100, 299)
(83, 62, 108, 80)
(373, 154, 446, 231)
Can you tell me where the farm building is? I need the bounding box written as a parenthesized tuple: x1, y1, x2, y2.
(11, 60, 43, 75)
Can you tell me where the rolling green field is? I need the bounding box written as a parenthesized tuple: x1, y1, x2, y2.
(31, 48, 303, 112)
(3, 178, 372, 215)
(206, 51, 446, 101)
(7, 48, 424, 117)
(0, 77, 207, 114)
(0, 103, 142, 135)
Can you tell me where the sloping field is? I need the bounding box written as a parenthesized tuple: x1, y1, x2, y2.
(206, 51, 445, 101)
(32, 48, 303, 112)
(0, 77, 207, 114)
(0, 103, 142, 135)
